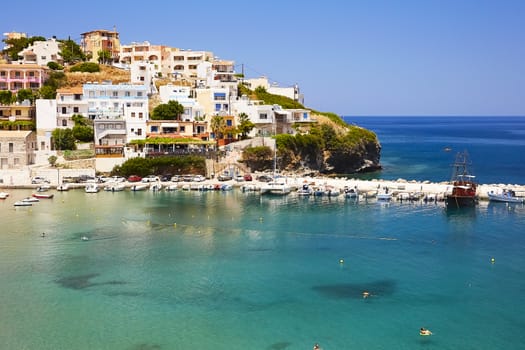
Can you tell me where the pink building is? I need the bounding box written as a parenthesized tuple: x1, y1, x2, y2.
(0, 63, 49, 92)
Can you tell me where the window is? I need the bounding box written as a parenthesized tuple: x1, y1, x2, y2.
(89, 91, 95, 98)
(74, 94, 81, 100)
(73, 107, 79, 113)
(9, 143, 14, 152)
(131, 112, 136, 118)
(180, 126, 185, 132)
(214, 93, 226, 101)
(62, 107, 67, 114)
(15, 110, 21, 116)
(139, 112, 143, 119)
(226, 120, 232, 127)
(112, 91, 118, 97)
(62, 119, 67, 127)
(150, 126, 158, 132)
(137, 128, 142, 136)
(215, 104, 221, 111)
(125, 91, 130, 97)
(260, 113, 268, 120)
(137, 91, 143, 97)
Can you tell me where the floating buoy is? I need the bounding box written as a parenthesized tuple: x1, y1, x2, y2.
(173, 223, 177, 227)
(491, 257, 495, 264)
(339, 259, 344, 264)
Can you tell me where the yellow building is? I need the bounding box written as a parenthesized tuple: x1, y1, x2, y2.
(80, 29, 120, 63)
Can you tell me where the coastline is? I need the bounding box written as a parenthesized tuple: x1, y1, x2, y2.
(2, 174, 524, 202)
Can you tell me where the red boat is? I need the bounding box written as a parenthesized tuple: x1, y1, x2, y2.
(32, 193, 54, 199)
(445, 151, 477, 209)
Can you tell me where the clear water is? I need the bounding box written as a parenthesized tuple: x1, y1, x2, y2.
(1, 116, 525, 349)
(1, 189, 525, 350)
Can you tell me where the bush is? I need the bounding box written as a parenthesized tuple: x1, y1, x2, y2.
(69, 62, 100, 73)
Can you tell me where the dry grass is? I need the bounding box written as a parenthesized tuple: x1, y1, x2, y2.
(63, 65, 130, 87)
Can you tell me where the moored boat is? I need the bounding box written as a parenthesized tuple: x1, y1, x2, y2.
(56, 183, 70, 191)
(32, 193, 54, 199)
(0, 191, 9, 199)
(260, 181, 291, 195)
(14, 201, 33, 206)
(445, 151, 477, 209)
(488, 189, 524, 203)
(85, 183, 99, 193)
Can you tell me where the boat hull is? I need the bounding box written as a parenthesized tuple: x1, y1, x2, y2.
(445, 195, 477, 209)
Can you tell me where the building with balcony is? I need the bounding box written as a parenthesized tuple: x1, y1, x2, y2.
(164, 48, 214, 81)
(56, 86, 87, 128)
(19, 37, 62, 66)
(119, 41, 165, 73)
(84, 82, 148, 157)
(80, 29, 120, 63)
(0, 99, 35, 122)
(0, 63, 49, 92)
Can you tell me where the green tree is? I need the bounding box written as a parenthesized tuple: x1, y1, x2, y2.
(38, 85, 57, 99)
(237, 113, 255, 140)
(47, 61, 63, 70)
(72, 114, 90, 127)
(0, 90, 15, 105)
(59, 38, 85, 64)
(97, 49, 112, 64)
(16, 89, 35, 103)
(151, 100, 184, 120)
(52, 128, 76, 150)
(48, 155, 58, 167)
(210, 115, 226, 143)
(72, 125, 94, 142)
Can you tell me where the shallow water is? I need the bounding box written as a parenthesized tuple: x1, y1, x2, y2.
(1, 189, 524, 349)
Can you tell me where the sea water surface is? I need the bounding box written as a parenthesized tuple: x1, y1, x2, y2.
(1, 117, 525, 350)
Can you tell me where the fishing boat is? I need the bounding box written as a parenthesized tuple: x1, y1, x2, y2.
(487, 189, 524, 203)
(445, 151, 477, 209)
(85, 183, 99, 193)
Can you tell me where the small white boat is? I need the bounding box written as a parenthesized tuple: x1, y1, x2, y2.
(297, 184, 312, 196)
(377, 192, 392, 201)
(344, 187, 359, 199)
(36, 185, 51, 192)
(130, 184, 148, 191)
(56, 183, 69, 191)
(150, 182, 163, 191)
(85, 183, 99, 193)
(260, 181, 291, 195)
(165, 184, 179, 191)
(104, 183, 126, 192)
(14, 201, 33, 207)
(488, 189, 524, 203)
(22, 196, 40, 203)
(0, 191, 10, 199)
(32, 193, 54, 199)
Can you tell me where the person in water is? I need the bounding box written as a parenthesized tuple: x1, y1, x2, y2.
(420, 327, 432, 335)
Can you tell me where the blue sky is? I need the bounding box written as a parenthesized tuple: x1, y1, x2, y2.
(3, 0, 524, 116)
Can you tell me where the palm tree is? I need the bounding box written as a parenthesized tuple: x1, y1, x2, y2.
(210, 115, 226, 149)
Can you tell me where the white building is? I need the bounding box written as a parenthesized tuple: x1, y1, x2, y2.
(243, 76, 304, 105)
(130, 61, 157, 94)
(56, 86, 88, 128)
(83, 82, 148, 157)
(19, 37, 62, 66)
(35, 99, 57, 156)
(158, 84, 204, 121)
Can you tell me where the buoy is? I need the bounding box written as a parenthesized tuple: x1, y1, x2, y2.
(173, 223, 177, 227)
(339, 259, 344, 264)
(491, 257, 495, 264)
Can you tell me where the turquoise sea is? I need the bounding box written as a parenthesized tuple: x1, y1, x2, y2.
(1, 117, 525, 350)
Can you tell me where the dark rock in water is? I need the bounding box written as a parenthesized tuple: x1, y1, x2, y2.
(56, 273, 127, 290)
(268, 341, 292, 350)
(128, 343, 162, 350)
(56, 273, 100, 290)
(312, 279, 396, 299)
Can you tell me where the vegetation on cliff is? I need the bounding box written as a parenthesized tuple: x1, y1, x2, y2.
(238, 84, 381, 174)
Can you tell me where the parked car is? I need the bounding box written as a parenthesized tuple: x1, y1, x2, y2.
(111, 176, 126, 183)
(217, 174, 233, 181)
(235, 175, 245, 182)
(256, 175, 273, 182)
(31, 176, 50, 184)
(193, 175, 206, 182)
(160, 174, 173, 182)
(170, 175, 181, 182)
(127, 175, 142, 182)
(243, 174, 253, 181)
(142, 175, 159, 183)
(182, 174, 194, 182)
